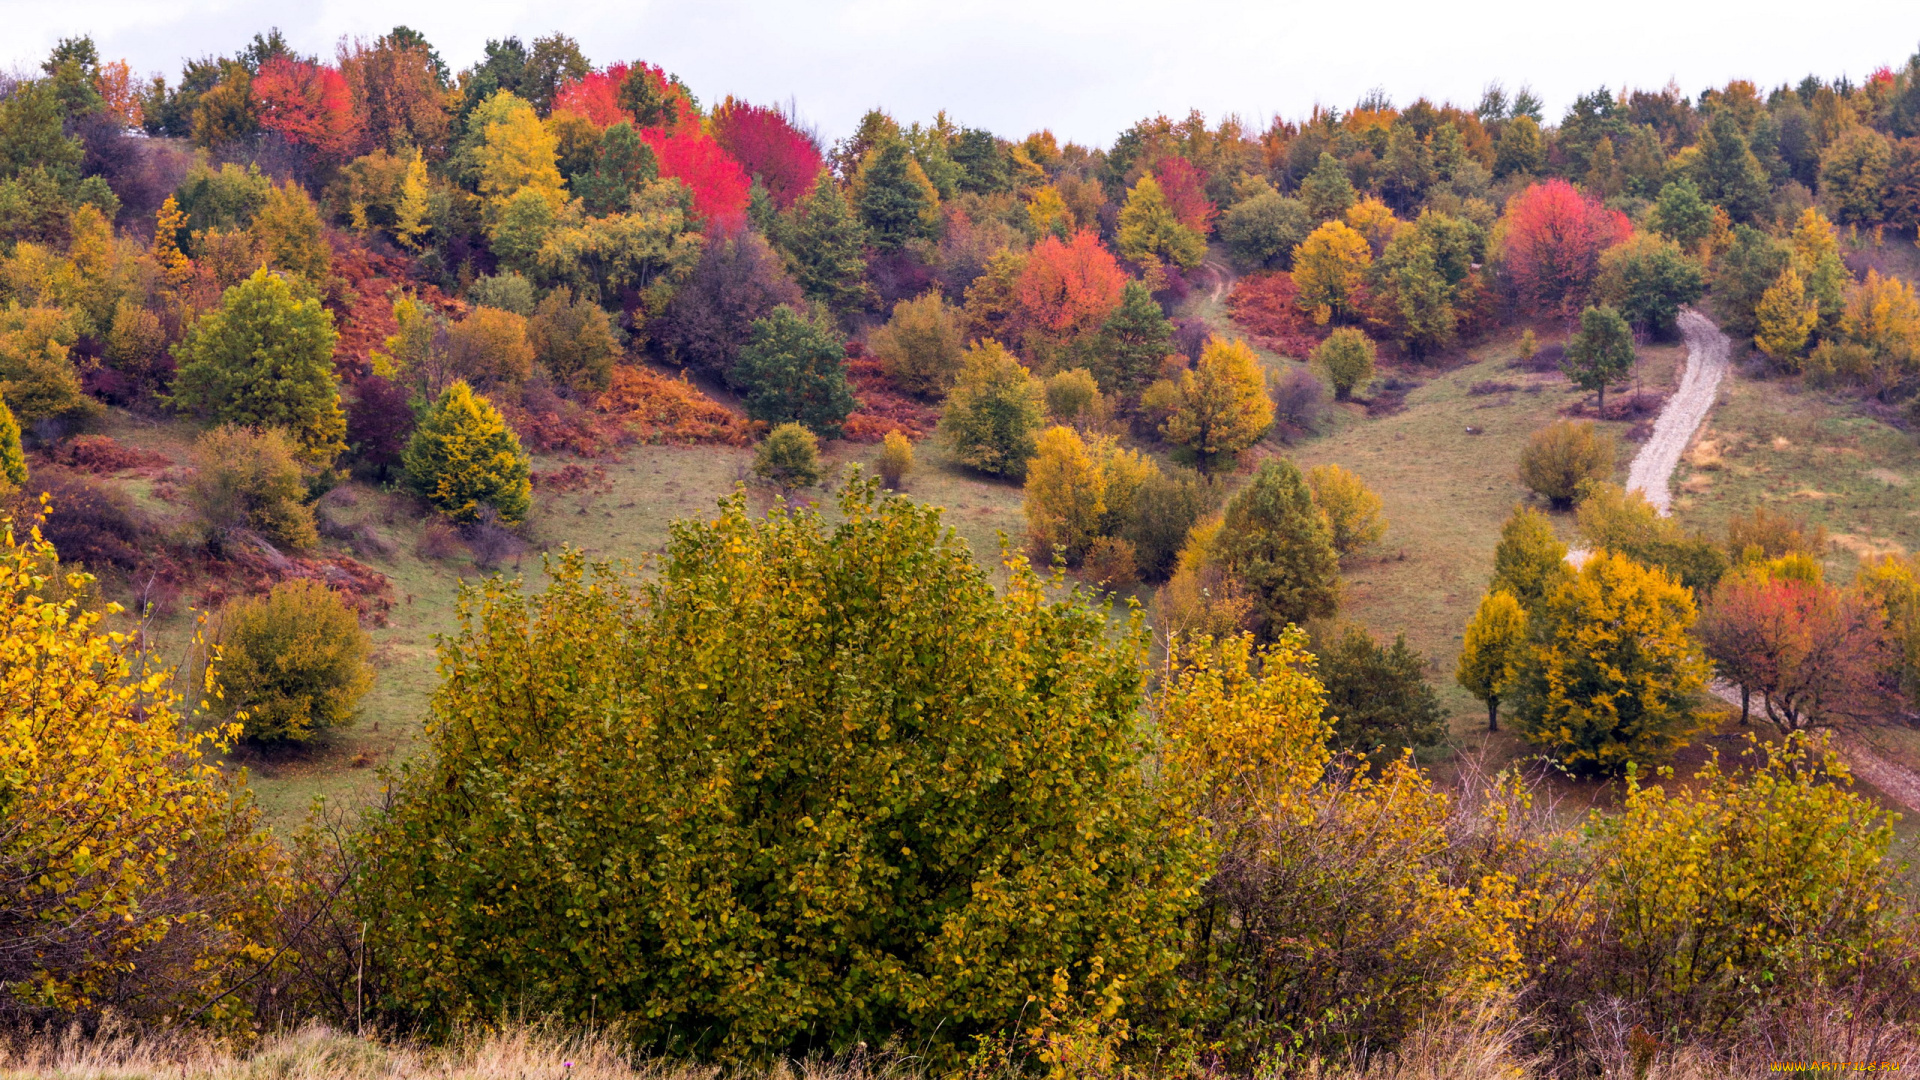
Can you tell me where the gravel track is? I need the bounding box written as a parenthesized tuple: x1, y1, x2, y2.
(1564, 307, 1729, 569)
(1625, 307, 1732, 516)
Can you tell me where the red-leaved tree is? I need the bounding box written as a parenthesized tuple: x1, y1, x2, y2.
(551, 62, 632, 129)
(1500, 178, 1631, 316)
(643, 127, 751, 234)
(554, 62, 699, 133)
(1154, 156, 1216, 235)
(1014, 230, 1128, 361)
(253, 57, 361, 161)
(1695, 576, 1897, 733)
(710, 98, 824, 210)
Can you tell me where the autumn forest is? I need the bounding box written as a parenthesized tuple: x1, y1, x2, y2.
(7, 24, 1920, 1080)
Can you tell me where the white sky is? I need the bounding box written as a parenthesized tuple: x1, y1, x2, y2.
(3, 0, 1917, 147)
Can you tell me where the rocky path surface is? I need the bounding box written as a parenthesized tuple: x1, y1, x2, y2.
(1625, 309, 1732, 515)
(1566, 308, 1728, 567)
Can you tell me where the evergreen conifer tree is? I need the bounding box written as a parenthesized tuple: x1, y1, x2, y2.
(1299, 152, 1357, 222)
(574, 121, 658, 217)
(856, 138, 938, 250)
(403, 380, 532, 524)
(786, 173, 871, 313)
(1091, 281, 1173, 395)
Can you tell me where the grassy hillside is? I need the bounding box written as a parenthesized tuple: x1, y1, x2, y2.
(83, 249, 1920, 831)
(92, 415, 1031, 826)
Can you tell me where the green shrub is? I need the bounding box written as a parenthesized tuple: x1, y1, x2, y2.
(367, 484, 1205, 1061)
(1122, 465, 1218, 581)
(736, 305, 856, 437)
(187, 425, 318, 551)
(1577, 482, 1730, 594)
(1043, 367, 1102, 424)
(1518, 420, 1614, 509)
(212, 578, 373, 744)
(170, 268, 346, 467)
(402, 380, 532, 525)
(528, 287, 619, 393)
(1489, 503, 1571, 610)
(868, 290, 964, 398)
(1316, 622, 1447, 761)
(1579, 735, 1903, 1034)
(1311, 328, 1376, 401)
(752, 422, 824, 490)
(939, 339, 1045, 478)
(469, 271, 537, 315)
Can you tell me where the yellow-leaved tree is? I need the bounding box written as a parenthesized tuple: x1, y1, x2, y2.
(1838, 269, 1920, 383)
(471, 90, 568, 223)
(1116, 174, 1206, 270)
(1305, 462, 1385, 555)
(1512, 551, 1709, 775)
(1456, 589, 1528, 731)
(1155, 630, 1526, 1062)
(1145, 337, 1272, 474)
(1023, 424, 1155, 567)
(0, 514, 283, 1026)
(1290, 219, 1372, 323)
(1752, 267, 1817, 366)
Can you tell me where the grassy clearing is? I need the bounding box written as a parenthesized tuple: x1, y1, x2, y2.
(82, 413, 1032, 829)
(1187, 270, 1687, 759)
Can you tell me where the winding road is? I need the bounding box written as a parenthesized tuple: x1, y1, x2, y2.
(1626, 309, 1732, 516)
(1584, 309, 1920, 811)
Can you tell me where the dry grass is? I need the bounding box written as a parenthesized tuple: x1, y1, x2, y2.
(0, 1011, 1543, 1080)
(0, 1023, 925, 1080)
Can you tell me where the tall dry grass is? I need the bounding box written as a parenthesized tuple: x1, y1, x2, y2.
(4, 1002, 1914, 1080)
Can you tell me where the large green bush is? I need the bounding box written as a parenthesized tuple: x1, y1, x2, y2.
(170, 267, 346, 467)
(367, 483, 1205, 1061)
(212, 579, 373, 745)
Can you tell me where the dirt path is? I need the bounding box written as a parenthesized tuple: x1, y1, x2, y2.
(1199, 258, 1235, 306)
(1625, 308, 1732, 516)
(1565, 308, 1731, 570)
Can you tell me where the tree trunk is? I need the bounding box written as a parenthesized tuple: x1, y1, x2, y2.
(1488, 696, 1499, 733)
(1597, 384, 1606, 417)
(1739, 685, 1750, 726)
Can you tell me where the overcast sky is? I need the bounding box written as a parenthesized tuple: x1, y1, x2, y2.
(5, 0, 1918, 146)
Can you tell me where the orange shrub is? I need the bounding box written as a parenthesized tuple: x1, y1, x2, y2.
(596, 365, 753, 446)
(1225, 271, 1326, 359)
